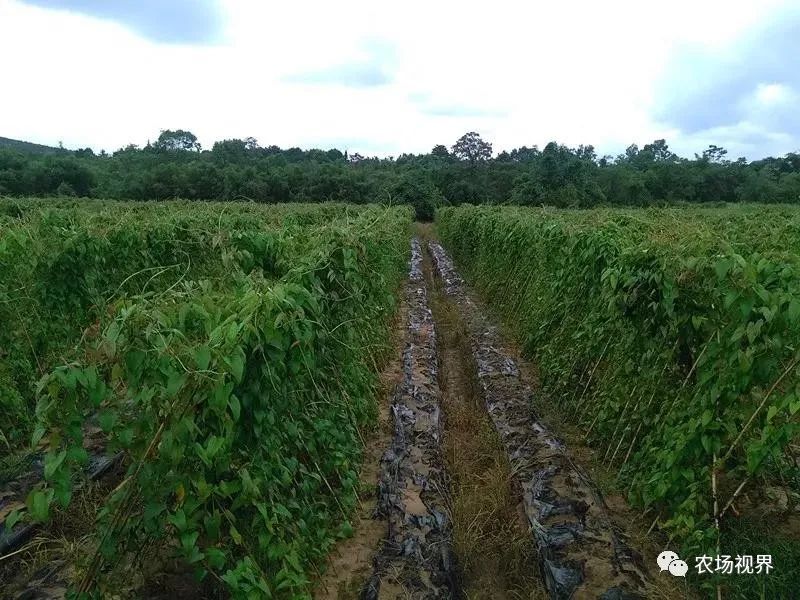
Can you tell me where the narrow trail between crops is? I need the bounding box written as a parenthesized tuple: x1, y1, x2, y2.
(427, 236, 652, 599)
(357, 237, 456, 598)
(316, 230, 690, 600)
(316, 232, 543, 600)
(316, 238, 457, 599)
(420, 229, 546, 600)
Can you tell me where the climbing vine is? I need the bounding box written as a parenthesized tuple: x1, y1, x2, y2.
(7, 202, 411, 598)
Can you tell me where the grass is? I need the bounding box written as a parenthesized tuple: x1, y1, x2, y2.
(717, 515, 800, 599)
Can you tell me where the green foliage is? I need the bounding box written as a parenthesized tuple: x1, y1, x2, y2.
(3, 133, 800, 207)
(0, 199, 384, 446)
(437, 205, 800, 566)
(9, 202, 411, 597)
(155, 129, 202, 153)
(389, 175, 445, 221)
(451, 131, 492, 165)
(0, 202, 252, 445)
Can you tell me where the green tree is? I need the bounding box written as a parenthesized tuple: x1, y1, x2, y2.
(700, 144, 728, 164)
(389, 174, 445, 221)
(641, 139, 677, 163)
(451, 132, 492, 165)
(155, 129, 201, 152)
(431, 144, 450, 158)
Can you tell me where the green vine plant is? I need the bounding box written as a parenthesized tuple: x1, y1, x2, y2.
(10, 205, 411, 598)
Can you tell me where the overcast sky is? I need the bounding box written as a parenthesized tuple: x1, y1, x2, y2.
(1, 0, 798, 159)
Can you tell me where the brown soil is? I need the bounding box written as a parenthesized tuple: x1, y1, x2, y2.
(313, 278, 409, 599)
(359, 237, 455, 598)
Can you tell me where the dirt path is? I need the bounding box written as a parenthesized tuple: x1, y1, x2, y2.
(315, 238, 457, 599)
(421, 231, 546, 600)
(315, 234, 545, 600)
(316, 231, 689, 600)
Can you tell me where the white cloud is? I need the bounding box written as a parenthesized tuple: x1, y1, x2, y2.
(753, 83, 792, 107)
(0, 0, 796, 158)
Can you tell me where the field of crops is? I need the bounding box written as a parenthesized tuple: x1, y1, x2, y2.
(0, 198, 411, 597)
(5, 198, 800, 598)
(438, 204, 800, 594)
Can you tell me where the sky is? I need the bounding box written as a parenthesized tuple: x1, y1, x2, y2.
(0, 0, 798, 160)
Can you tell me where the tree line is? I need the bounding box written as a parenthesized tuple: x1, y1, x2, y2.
(1, 130, 799, 219)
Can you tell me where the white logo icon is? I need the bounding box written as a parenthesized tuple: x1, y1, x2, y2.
(657, 550, 686, 576)
(657, 550, 680, 572)
(669, 559, 689, 577)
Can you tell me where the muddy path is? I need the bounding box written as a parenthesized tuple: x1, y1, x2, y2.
(359, 238, 457, 599)
(362, 238, 457, 600)
(427, 240, 651, 600)
(316, 237, 458, 599)
(315, 232, 671, 600)
(421, 233, 546, 600)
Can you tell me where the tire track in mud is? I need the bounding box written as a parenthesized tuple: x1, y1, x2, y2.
(361, 238, 458, 599)
(428, 241, 649, 600)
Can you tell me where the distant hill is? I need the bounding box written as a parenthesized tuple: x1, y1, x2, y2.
(0, 136, 69, 155)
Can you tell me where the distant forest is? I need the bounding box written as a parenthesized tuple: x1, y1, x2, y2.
(1, 130, 799, 218)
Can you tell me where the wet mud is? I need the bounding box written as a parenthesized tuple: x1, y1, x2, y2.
(428, 241, 648, 600)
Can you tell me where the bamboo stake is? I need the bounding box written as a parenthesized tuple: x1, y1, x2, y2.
(712, 452, 722, 600)
(646, 514, 660, 535)
(718, 427, 792, 520)
(720, 356, 800, 464)
(569, 360, 592, 407)
(603, 385, 637, 461)
(619, 341, 680, 470)
(573, 335, 612, 411)
(718, 477, 749, 520)
(655, 336, 711, 429)
(582, 357, 628, 431)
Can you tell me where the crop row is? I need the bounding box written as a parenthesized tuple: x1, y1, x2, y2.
(2, 200, 411, 597)
(437, 205, 800, 582)
(0, 199, 372, 447)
